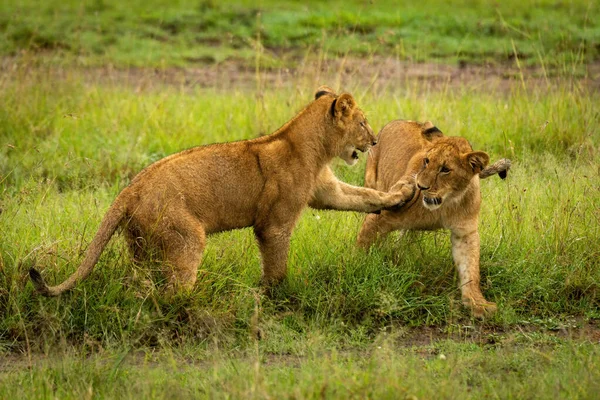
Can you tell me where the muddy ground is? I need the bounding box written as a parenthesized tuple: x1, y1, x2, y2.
(1, 319, 599, 373)
(3, 56, 599, 93)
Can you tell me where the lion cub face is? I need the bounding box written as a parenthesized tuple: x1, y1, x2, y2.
(416, 137, 490, 210)
(334, 95, 377, 166)
(315, 86, 377, 166)
(339, 109, 376, 166)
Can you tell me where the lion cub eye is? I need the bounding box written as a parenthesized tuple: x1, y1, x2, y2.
(440, 165, 451, 173)
(423, 157, 430, 166)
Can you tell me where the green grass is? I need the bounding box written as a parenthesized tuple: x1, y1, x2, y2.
(1, 64, 599, 395)
(1, 65, 598, 350)
(2, 339, 600, 399)
(1, 1, 600, 396)
(1, 0, 599, 68)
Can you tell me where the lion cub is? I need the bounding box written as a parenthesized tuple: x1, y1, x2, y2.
(29, 87, 415, 297)
(357, 120, 509, 317)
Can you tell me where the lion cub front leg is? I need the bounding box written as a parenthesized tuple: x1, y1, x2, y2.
(450, 230, 497, 317)
(254, 225, 292, 286)
(310, 168, 415, 213)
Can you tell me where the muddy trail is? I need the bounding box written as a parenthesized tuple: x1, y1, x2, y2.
(2, 320, 599, 373)
(3, 56, 599, 93)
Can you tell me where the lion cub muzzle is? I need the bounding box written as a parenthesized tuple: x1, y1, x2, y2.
(416, 174, 444, 210)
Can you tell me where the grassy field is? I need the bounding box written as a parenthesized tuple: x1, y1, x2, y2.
(1, 0, 600, 398)
(2, 341, 600, 399)
(2, 0, 599, 68)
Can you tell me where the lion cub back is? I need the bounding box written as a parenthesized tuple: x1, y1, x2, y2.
(365, 120, 442, 192)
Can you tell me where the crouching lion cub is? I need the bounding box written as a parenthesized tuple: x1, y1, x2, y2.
(29, 87, 415, 297)
(357, 120, 510, 317)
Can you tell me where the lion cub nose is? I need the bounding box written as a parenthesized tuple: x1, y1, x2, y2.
(417, 183, 430, 191)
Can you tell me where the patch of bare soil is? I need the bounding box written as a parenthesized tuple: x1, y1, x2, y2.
(393, 318, 600, 348)
(2, 56, 599, 93)
(1, 321, 598, 373)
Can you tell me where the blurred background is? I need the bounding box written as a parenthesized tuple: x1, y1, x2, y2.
(2, 0, 599, 89)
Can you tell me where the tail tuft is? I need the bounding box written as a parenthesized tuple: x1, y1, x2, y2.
(29, 268, 52, 296)
(479, 158, 511, 180)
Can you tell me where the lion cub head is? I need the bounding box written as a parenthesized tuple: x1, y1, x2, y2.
(416, 125, 490, 210)
(315, 86, 377, 166)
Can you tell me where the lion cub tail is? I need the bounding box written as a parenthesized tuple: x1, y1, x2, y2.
(29, 199, 126, 297)
(479, 158, 511, 180)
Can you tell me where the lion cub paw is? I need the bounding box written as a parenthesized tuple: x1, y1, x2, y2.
(386, 179, 416, 210)
(464, 299, 498, 318)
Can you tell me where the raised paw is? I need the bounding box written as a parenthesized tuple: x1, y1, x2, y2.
(386, 179, 416, 210)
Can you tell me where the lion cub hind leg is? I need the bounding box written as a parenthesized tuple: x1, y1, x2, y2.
(124, 223, 153, 264)
(450, 230, 497, 317)
(153, 213, 206, 295)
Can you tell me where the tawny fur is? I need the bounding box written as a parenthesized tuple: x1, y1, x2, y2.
(357, 120, 509, 318)
(479, 158, 511, 180)
(29, 87, 415, 297)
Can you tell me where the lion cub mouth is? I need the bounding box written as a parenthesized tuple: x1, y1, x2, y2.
(342, 145, 370, 166)
(423, 196, 442, 210)
(355, 144, 372, 158)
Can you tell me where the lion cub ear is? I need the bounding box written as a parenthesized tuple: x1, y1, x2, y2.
(421, 121, 443, 141)
(315, 85, 336, 99)
(333, 93, 356, 118)
(465, 151, 490, 174)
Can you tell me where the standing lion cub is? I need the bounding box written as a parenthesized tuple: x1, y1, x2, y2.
(29, 87, 415, 296)
(357, 120, 510, 317)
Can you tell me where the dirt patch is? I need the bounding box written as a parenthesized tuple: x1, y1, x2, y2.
(2, 321, 599, 373)
(3, 56, 599, 93)
(391, 319, 600, 348)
